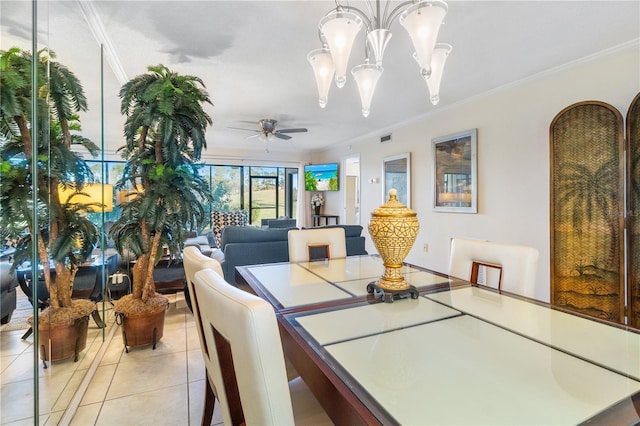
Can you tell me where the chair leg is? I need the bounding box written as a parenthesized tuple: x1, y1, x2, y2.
(91, 310, 106, 328)
(201, 378, 216, 426)
(21, 327, 33, 340)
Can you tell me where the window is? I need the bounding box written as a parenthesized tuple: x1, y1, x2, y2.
(90, 161, 297, 229)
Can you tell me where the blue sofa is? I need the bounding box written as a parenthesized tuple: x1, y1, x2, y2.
(219, 224, 368, 283)
(0, 260, 18, 324)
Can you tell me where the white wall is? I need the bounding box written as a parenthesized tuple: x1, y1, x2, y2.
(315, 44, 640, 302)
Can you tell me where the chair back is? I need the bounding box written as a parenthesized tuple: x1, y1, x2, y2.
(288, 227, 347, 263)
(183, 246, 224, 425)
(193, 269, 295, 425)
(448, 237, 539, 298)
(183, 246, 223, 348)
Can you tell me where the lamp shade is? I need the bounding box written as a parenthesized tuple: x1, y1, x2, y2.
(59, 183, 113, 212)
(400, 0, 448, 78)
(319, 9, 363, 88)
(352, 63, 383, 118)
(307, 48, 335, 108)
(116, 184, 144, 204)
(418, 43, 452, 105)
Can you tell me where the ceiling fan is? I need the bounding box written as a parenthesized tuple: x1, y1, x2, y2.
(229, 118, 308, 141)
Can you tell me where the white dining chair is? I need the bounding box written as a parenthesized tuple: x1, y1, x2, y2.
(448, 237, 539, 298)
(182, 246, 224, 426)
(288, 227, 346, 263)
(192, 268, 332, 425)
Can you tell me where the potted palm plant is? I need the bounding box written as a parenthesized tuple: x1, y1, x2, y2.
(0, 48, 101, 363)
(110, 64, 213, 350)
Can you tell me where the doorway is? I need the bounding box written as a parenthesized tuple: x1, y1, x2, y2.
(344, 155, 361, 225)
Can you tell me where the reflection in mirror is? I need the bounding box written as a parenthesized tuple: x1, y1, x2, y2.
(433, 129, 477, 213)
(0, 1, 117, 423)
(383, 153, 411, 208)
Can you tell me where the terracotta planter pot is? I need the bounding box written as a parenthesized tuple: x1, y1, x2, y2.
(37, 315, 90, 365)
(117, 304, 167, 351)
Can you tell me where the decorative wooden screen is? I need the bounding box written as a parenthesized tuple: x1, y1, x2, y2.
(550, 101, 625, 323)
(627, 93, 640, 329)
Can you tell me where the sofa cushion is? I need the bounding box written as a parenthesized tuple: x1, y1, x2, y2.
(185, 236, 210, 247)
(184, 236, 213, 256)
(221, 226, 292, 250)
(209, 248, 225, 263)
(205, 230, 217, 249)
(303, 224, 364, 238)
(267, 218, 297, 229)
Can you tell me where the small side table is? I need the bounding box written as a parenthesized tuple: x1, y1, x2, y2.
(312, 214, 339, 227)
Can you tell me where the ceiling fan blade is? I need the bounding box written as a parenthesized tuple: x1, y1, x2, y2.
(274, 133, 292, 140)
(228, 126, 259, 132)
(246, 134, 261, 139)
(277, 128, 308, 133)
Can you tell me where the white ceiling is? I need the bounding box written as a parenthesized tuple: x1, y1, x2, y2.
(1, 1, 639, 157)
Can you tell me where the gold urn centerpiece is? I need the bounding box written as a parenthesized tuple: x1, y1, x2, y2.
(367, 189, 420, 302)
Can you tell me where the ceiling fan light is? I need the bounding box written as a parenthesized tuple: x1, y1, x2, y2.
(400, 0, 448, 79)
(319, 9, 363, 89)
(352, 63, 383, 118)
(424, 43, 452, 105)
(258, 132, 276, 143)
(307, 48, 335, 108)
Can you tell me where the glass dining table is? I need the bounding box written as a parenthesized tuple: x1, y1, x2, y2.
(236, 255, 640, 425)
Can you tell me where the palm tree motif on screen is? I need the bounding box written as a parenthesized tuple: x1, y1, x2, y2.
(554, 157, 621, 321)
(556, 159, 619, 274)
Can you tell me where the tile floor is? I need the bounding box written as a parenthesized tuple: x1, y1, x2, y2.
(0, 292, 222, 425)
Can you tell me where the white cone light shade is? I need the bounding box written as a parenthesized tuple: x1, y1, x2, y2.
(419, 43, 451, 105)
(319, 10, 363, 88)
(400, 0, 448, 78)
(352, 64, 383, 117)
(308, 48, 335, 108)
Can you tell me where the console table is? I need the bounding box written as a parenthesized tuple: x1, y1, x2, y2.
(312, 214, 339, 227)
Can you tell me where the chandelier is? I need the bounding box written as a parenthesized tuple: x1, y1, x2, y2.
(307, 0, 451, 117)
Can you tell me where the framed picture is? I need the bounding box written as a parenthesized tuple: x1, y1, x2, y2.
(382, 152, 411, 208)
(433, 129, 477, 213)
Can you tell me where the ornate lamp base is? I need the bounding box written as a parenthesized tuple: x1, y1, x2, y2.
(367, 281, 419, 303)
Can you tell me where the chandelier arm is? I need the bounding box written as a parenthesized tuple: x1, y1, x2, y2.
(316, 27, 327, 46)
(383, 0, 419, 28)
(363, 38, 373, 63)
(330, 4, 375, 33)
(364, 0, 381, 29)
(382, 0, 393, 27)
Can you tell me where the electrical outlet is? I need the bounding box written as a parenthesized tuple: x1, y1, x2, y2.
(423, 243, 429, 252)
